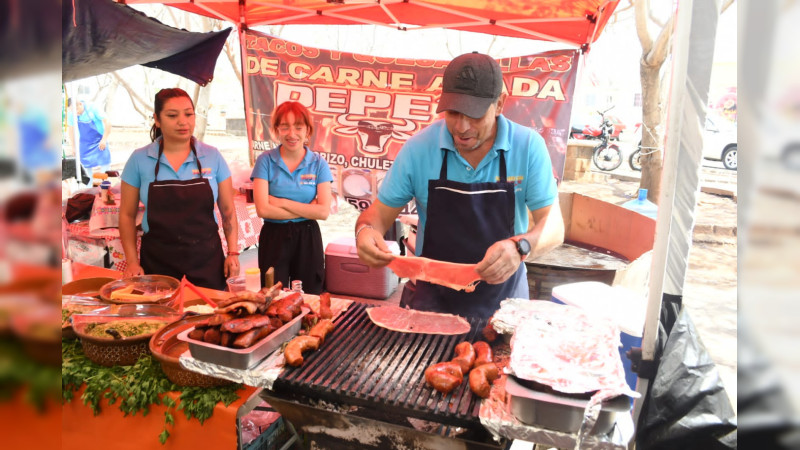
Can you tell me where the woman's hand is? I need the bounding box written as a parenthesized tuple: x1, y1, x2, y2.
(224, 255, 240, 277)
(123, 261, 145, 278)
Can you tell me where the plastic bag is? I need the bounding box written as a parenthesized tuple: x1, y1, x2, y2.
(228, 159, 253, 192)
(635, 297, 737, 449)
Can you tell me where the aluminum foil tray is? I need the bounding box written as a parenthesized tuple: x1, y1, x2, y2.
(505, 376, 631, 436)
(177, 307, 308, 370)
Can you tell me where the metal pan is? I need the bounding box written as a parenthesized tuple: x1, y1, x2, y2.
(178, 307, 309, 370)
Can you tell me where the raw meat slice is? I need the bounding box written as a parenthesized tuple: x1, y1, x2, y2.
(388, 255, 482, 292)
(366, 305, 470, 335)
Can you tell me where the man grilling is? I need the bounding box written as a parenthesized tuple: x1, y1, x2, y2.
(355, 52, 565, 319)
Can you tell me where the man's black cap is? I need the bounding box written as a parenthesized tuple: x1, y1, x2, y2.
(436, 52, 503, 119)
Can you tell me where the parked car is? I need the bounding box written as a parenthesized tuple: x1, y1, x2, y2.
(703, 116, 737, 170)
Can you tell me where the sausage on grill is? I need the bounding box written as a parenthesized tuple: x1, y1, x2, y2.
(284, 335, 320, 367)
(469, 363, 500, 398)
(424, 361, 463, 394)
(473, 341, 493, 367)
(308, 319, 335, 344)
(451, 341, 476, 374)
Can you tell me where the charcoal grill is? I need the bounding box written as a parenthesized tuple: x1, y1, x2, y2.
(261, 302, 504, 449)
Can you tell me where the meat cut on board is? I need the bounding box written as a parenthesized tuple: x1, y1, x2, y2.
(388, 255, 483, 292)
(366, 304, 471, 335)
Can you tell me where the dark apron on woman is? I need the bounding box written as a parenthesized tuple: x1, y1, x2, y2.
(139, 142, 226, 290)
(399, 150, 528, 318)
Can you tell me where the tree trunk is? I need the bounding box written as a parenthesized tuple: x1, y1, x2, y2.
(192, 17, 216, 141)
(639, 62, 664, 203)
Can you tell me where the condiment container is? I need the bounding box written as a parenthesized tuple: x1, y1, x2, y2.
(245, 267, 261, 292)
(226, 275, 247, 294)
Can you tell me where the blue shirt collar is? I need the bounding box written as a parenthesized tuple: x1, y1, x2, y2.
(146, 137, 203, 164)
(269, 145, 313, 172)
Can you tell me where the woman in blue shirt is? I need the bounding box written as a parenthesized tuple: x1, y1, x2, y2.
(251, 101, 333, 294)
(119, 88, 240, 290)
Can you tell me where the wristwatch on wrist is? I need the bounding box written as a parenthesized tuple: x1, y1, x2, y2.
(511, 237, 531, 259)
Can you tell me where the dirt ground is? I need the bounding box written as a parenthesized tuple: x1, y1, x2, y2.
(103, 127, 738, 411)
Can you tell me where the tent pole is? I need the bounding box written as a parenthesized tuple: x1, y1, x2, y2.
(631, 0, 694, 426)
(65, 83, 82, 184)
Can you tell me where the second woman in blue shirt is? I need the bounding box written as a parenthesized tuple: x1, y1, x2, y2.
(250, 101, 333, 294)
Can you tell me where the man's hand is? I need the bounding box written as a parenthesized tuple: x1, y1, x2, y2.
(475, 239, 520, 284)
(355, 226, 395, 268)
(99, 138, 107, 151)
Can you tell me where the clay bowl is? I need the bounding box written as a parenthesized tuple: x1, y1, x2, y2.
(72, 304, 179, 367)
(62, 277, 116, 299)
(149, 313, 231, 387)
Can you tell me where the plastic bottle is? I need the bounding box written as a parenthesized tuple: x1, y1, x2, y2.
(622, 188, 658, 220)
(245, 267, 261, 292)
(100, 180, 113, 204)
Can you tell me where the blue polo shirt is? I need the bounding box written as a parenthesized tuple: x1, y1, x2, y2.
(250, 146, 333, 223)
(378, 115, 557, 255)
(121, 138, 232, 233)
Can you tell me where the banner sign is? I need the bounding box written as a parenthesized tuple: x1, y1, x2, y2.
(242, 29, 578, 212)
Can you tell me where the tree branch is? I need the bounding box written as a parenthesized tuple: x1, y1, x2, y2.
(720, 0, 734, 14)
(225, 39, 242, 86)
(112, 72, 153, 118)
(645, 13, 674, 67)
(648, 9, 666, 27)
(634, 0, 654, 53)
(614, 0, 634, 16)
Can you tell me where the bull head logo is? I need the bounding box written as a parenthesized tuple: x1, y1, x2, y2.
(334, 115, 417, 156)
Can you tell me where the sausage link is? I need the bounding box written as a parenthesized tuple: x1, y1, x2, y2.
(473, 341, 493, 367)
(187, 328, 205, 341)
(424, 362, 463, 394)
(232, 328, 261, 348)
(482, 321, 498, 343)
(203, 327, 221, 345)
(468, 363, 500, 398)
(308, 319, 335, 344)
(319, 292, 333, 320)
(221, 314, 272, 334)
(208, 313, 237, 326)
(220, 331, 235, 348)
(284, 335, 320, 367)
(451, 341, 476, 374)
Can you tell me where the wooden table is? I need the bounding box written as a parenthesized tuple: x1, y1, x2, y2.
(62, 263, 259, 450)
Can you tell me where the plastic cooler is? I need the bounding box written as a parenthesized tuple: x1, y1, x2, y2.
(551, 281, 646, 392)
(325, 237, 400, 299)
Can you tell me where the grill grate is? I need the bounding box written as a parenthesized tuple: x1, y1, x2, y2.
(273, 303, 488, 427)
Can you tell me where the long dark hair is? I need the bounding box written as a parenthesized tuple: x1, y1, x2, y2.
(150, 88, 195, 142)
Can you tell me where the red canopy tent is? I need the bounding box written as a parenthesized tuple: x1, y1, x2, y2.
(111, 1, 737, 448)
(121, 0, 619, 50)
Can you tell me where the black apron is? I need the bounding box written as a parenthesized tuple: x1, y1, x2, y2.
(399, 150, 528, 318)
(139, 141, 226, 290)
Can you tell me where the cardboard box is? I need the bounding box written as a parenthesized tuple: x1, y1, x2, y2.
(325, 237, 399, 299)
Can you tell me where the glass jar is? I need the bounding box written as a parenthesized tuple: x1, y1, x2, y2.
(291, 280, 303, 294)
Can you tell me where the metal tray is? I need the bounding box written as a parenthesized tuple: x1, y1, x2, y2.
(178, 307, 308, 370)
(505, 376, 631, 436)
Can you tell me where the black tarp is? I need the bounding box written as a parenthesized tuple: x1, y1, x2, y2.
(62, 0, 231, 85)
